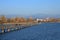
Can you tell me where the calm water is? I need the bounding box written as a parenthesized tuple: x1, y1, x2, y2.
(0, 23, 60, 40)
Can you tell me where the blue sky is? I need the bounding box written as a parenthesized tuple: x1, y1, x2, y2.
(0, 0, 60, 18)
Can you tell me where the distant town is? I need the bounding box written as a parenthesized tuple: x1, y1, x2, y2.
(0, 15, 60, 24)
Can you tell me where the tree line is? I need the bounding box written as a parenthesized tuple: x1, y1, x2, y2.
(0, 16, 36, 24)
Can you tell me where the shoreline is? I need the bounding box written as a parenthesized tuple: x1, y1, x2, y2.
(0, 22, 38, 34)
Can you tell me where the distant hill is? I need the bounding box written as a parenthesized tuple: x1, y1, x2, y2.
(31, 13, 60, 18)
(3, 13, 60, 18)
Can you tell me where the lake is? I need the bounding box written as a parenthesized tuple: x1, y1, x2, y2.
(0, 23, 60, 40)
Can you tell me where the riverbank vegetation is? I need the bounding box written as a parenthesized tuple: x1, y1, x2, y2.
(0, 16, 37, 24)
(0, 15, 60, 24)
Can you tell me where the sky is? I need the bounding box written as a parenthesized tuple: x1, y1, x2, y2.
(0, 0, 60, 18)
